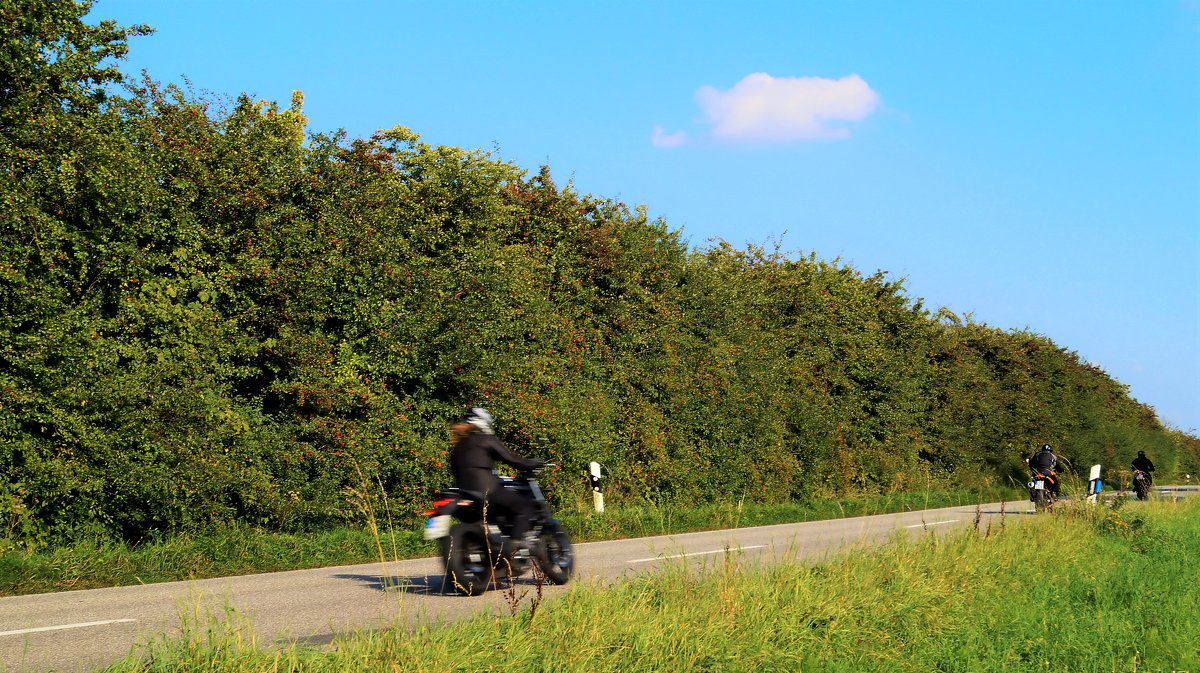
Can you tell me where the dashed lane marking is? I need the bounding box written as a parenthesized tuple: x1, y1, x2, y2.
(629, 545, 767, 564)
(905, 519, 961, 529)
(0, 619, 136, 638)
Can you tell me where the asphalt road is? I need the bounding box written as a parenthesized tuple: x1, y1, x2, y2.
(2, 486, 1194, 673)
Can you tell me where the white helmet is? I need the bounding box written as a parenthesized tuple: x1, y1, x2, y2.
(462, 407, 494, 434)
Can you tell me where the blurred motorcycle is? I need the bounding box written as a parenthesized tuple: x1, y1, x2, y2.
(424, 466, 574, 595)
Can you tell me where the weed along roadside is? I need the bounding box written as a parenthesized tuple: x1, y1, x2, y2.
(84, 494, 1200, 673)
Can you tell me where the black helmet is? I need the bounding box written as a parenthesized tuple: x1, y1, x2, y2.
(1138, 450, 1146, 457)
(1042, 444, 1052, 452)
(460, 407, 495, 434)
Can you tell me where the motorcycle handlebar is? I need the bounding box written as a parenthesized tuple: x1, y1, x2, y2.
(507, 463, 555, 478)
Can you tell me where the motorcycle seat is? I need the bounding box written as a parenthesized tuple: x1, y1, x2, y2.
(444, 487, 486, 502)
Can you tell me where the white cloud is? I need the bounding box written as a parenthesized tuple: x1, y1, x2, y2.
(695, 73, 880, 142)
(651, 125, 689, 148)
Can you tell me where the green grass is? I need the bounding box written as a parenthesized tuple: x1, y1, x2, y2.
(0, 487, 1016, 597)
(101, 495, 1200, 673)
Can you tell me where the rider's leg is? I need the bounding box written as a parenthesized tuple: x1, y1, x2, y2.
(487, 487, 535, 540)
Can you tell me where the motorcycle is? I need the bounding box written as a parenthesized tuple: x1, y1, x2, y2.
(1132, 469, 1151, 501)
(423, 466, 574, 595)
(1027, 470, 1058, 511)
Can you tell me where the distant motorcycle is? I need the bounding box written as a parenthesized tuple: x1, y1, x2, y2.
(1028, 469, 1058, 511)
(1132, 469, 1151, 501)
(424, 466, 574, 595)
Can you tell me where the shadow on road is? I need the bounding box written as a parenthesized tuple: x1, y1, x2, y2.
(333, 572, 547, 595)
(333, 573, 450, 594)
(288, 631, 341, 647)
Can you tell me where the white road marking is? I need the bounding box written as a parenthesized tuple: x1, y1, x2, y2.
(629, 545, 767, 564)
(905, 519, 960, 529)
(0, 619, 136, 638)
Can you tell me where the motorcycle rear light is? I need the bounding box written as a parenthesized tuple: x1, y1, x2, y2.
(422, 497, 456, 516)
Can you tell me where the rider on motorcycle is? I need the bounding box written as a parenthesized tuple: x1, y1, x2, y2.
(1029, 444, 1062, 498)
(1131, 450, 1156, 487)
(448, 407, 544, 553)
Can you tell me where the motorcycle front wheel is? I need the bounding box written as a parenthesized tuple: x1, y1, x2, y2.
(537, 521, 574, 585)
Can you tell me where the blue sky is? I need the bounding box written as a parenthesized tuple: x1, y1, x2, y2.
(92, 1, 1200, 433)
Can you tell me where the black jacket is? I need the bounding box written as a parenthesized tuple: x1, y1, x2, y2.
(1029, 449, 1058, 472)
(1131, 455, 1155, 472)
(450, 431, 542, 495)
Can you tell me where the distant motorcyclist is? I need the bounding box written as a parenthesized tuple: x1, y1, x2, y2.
(1131, 450, 1156, 487)
(448, 407, 544, 553)
(1029, 444, 1062, 497)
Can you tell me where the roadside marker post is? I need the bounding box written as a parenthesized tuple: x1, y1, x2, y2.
(589, 461, 604, 513)
(1087, 464, 1102, 504)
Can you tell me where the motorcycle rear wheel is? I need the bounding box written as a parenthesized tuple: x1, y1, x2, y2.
(441, 523, 495, 596)
(1032, 488, 1051, 512)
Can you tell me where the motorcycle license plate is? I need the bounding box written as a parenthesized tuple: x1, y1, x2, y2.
(424, 515, 450, 540)
(1033, 480, 1045, 491)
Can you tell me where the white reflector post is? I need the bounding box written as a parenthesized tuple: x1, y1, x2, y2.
(589, 461, 604, 513)
(1087, 464, 1102, 504)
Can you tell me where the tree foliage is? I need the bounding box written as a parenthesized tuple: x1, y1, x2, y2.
(1, 2, 1189, 548)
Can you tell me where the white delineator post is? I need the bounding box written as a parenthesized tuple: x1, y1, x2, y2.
(589, 461, 604, 513)
(1087, 464, 1102, 504)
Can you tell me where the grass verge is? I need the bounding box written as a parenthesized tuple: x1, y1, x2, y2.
(1, 487, 1017, 597)
(103, 495, 1200, 673)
